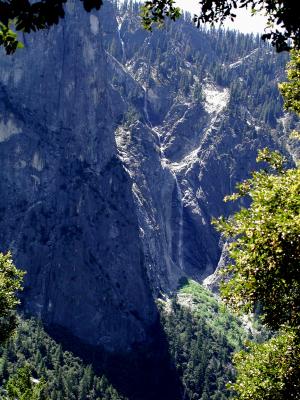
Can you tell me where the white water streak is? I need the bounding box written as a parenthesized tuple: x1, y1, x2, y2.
(117, 16, 126, 62)
(175, 177, 184, 270)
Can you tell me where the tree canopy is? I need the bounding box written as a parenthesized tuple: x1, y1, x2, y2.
(5, 365, 46, 400)
(141, 0, 300, 52)
(1, 0, 300, 54)
(214, 150, 300, 331)
(231, 329, 300, 400)
(279, 50, 300, 115)
(214, 49, 300, 332)
(0, 252, 24, 344)
(213, 50, 300, 399)
(0, 0, 102, 54)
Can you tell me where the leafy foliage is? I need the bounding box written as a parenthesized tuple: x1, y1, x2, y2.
(141, 0, 181, 31)
(212, 42, 300, 398)
(230, 329, 300, 400)
(0, 0, 102, 54)
(0, 22, 23, 54)
(213, 151, 300, 331)
(212, 41, 300, 333)
(141, 0, 300, 52)
(279, 50, 300, 116)
(0, 253, 24, 344)
(2, 0, 300, 54)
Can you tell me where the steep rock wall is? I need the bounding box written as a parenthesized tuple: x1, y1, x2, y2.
(111, 7, 291, 285)
(0, 1, 294, 351)
(0, 1, 156, 352)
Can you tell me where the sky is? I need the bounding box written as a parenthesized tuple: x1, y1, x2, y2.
(175, 0, 267, 34)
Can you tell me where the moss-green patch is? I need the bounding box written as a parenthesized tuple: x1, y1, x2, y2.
(178, 279, 248, 351)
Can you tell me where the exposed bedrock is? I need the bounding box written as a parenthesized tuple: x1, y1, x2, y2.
(0, 1, 293, 351)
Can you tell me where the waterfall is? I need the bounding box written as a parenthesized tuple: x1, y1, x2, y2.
(175, 176, 184, 271)
(117, 17, 126, 62)
(155, 127, 184, 272)
(144, 89, 151, 126)
(143, 77, 152, 127)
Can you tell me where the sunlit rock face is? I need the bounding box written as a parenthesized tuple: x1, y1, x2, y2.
(0, 1, 291, 350)
(109, 4, 290, 287)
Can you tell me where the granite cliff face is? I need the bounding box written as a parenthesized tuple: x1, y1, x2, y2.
(0, 2, 156, 352)
(109, 6, 290, 288)
(0, 1, 292, 351)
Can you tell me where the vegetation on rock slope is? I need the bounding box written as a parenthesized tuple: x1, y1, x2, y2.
(0, 318, 126, 400)
(159, 279, 262, 400)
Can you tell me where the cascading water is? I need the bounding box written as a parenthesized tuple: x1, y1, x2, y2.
(154, 127, 184, 274)
(143, 52, 152, 127)
(175, 177, 184, 271)
(117, 17, 126, 62)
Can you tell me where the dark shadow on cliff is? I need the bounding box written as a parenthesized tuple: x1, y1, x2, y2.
(45, 312, 183, 400)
